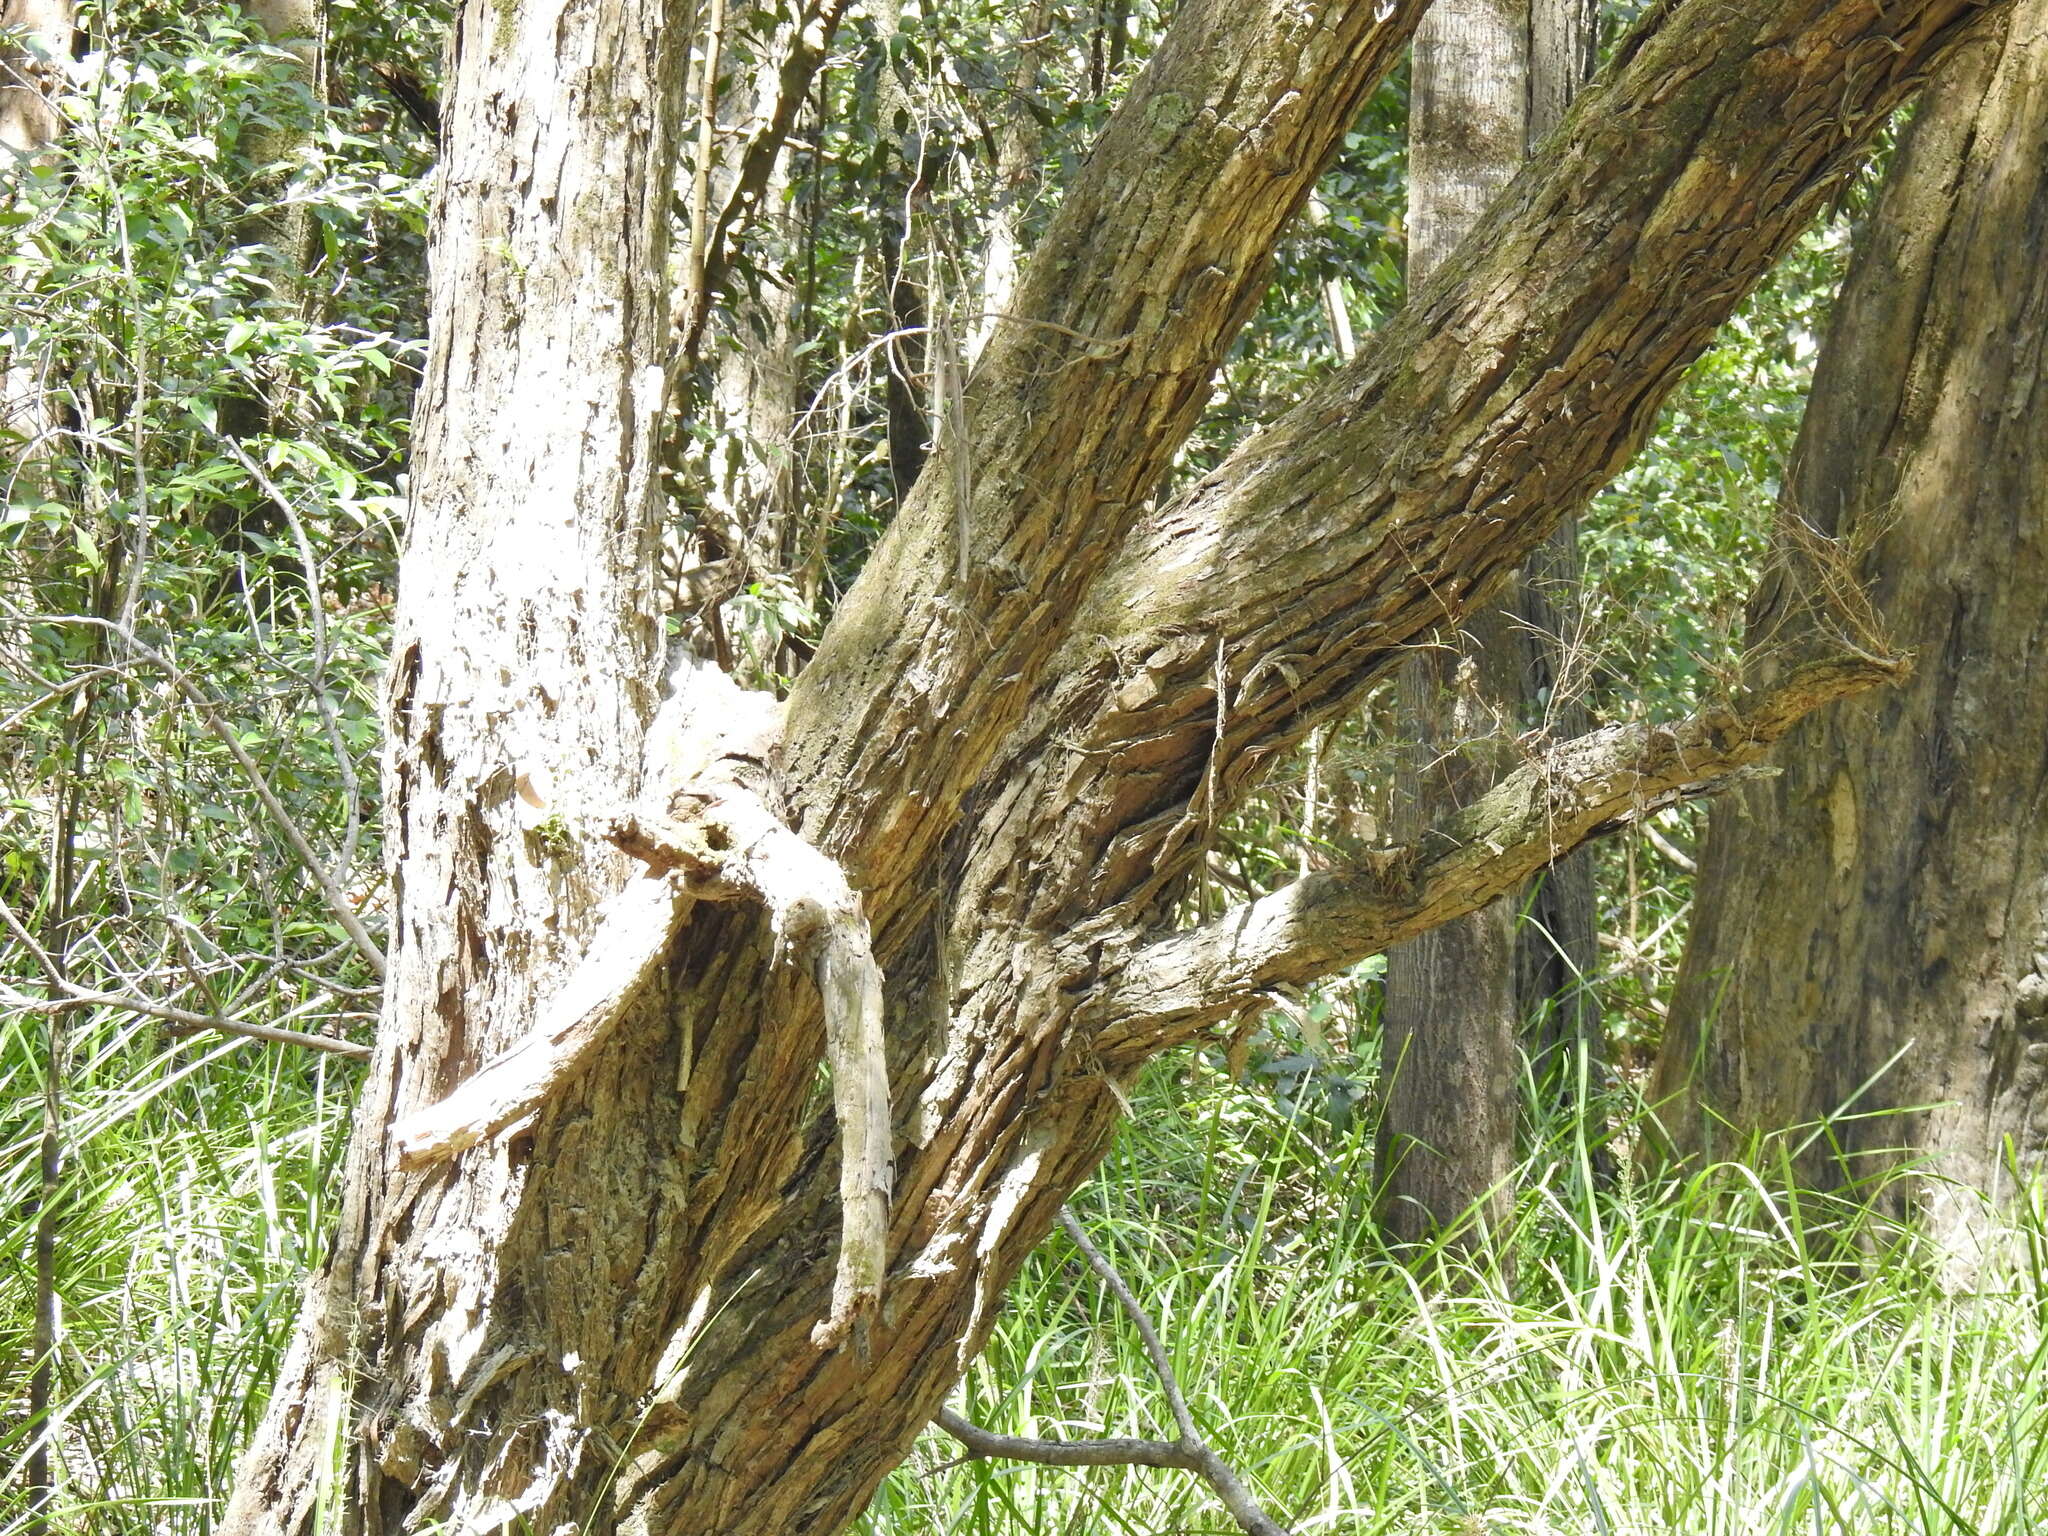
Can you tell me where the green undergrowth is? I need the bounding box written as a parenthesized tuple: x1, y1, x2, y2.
(4, 1029, 2045, 1535)
(0, 1013, 352, 1535)
(870, 1059, 2048, 1536)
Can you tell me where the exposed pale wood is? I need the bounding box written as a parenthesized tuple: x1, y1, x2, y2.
(390, 875, 695, 1165)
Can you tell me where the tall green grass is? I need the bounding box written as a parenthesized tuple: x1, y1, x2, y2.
(5, 1028, 2044, 1535)
(870, 1059, 2048, 1536)
(0, 1008, 351, 1535)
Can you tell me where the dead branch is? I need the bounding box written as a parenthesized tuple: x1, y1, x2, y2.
(0, 885, 371, 1059)
(1094, 655, 1902, 1059)
(1641, 815, 1697, 874)
(41, 986, 371, 1059)
(391, 654, 892, 1351)
(934, 1209, 1294, 1536)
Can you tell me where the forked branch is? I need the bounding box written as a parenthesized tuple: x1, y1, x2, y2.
(1094, 655, 1903, 1059)
(936, 1210, 1294, 1536)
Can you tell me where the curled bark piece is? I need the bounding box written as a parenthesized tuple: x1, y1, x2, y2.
(394, 656, 893, 1348)
(392, 874, 696, 1165)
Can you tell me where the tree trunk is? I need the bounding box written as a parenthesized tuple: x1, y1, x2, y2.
(237, 0, 325, 282)
(225, 0, 2008, 1529)
(1652, 0, 2048, 1278)
(971, 0, 1054, 364)
(0, 0, 73, 503)
(219, 0, 690, 1525)
(1379, 0, 1596, 1244)
(0, 0, 67, 154)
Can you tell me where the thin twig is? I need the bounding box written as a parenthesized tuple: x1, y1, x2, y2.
(10, 983, 372, 1059)
(17, 611, 387, 976)
(934, 1211, 1295, 1536)
(0, 885, 369, 1062)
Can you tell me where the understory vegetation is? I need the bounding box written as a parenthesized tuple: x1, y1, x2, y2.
(7, 1031, 2047, 1534)
(5, 1, 2043, 1533)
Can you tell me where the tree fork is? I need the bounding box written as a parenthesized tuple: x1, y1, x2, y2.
(226, 0, 2013, 1530)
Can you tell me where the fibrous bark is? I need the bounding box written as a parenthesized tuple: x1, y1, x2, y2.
(227, 0, 2008, 1529)
(1652, 0, 2048, 1277)
(1379, 0, 1597, 1244)
(0, 0, 73, 505)
(220, 0, 693, 1526)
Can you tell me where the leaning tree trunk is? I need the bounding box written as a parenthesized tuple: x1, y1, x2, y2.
(1378, 0, 1596, 1244)
(1652, 0, 2048, 1278)
(225, 0, 2007, 1529)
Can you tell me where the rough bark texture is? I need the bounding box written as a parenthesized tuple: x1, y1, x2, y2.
(1652, 1, 2048, 1275)
(0, 0, 72, 504)
(1380, 0, 1596, 1243)
(220, 0, 689, 1527)
(225, 0, 2009, 1530)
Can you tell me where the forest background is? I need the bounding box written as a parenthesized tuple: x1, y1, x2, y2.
(3, 0, 2046, 1532)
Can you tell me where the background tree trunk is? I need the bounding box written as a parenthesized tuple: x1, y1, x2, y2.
(0, 0, 73, 504)
(1379, 0, 1596, 1244)
(0, 0, 67, 155)
(236, 0, 325, 283)
(970, 0, 1054, 364)
(1652, 0, 2048, 1278)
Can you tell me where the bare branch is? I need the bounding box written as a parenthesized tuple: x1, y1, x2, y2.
(32, 985, 372, 1059)
(1093, 656, 1902, 1059)
(933, 1409, 1197, 1470)
(1642, 815, 1697, 874)
(16, 610, 387, 977)
(1057, 1211, 1202, 1443)
(934, 1210, 1295, 1536)
(0, 880, 370, 1058)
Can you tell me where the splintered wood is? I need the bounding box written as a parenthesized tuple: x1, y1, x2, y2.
(390, 654, 892, 1351)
